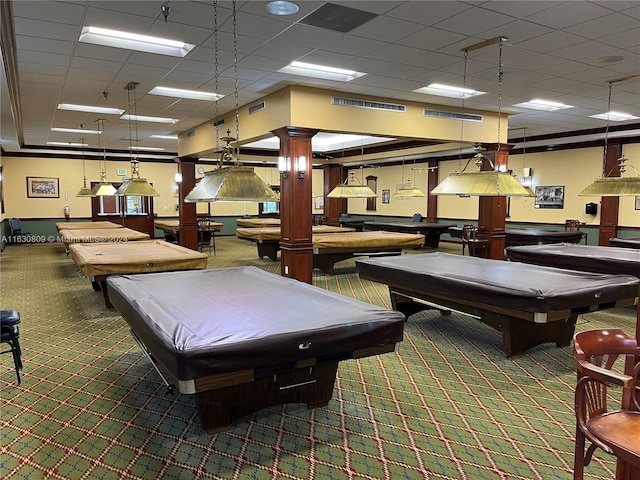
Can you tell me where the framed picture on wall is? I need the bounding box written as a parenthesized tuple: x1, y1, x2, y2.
(635, 196, 640, 210)
(26, 177, 59, 198)
(534, 185, 564, 209)
(382, 189, 390, 204)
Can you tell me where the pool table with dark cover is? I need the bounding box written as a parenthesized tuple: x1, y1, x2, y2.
(107, 267, 405, 432)
(363, 221, 455, 248)
(506, 243, 640, 277)
(609, 237, 640, 249)
(356, 252, 638, 358)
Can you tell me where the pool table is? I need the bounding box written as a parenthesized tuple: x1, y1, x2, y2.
(363, 222, 455, 248)
(69, 240, 208, 308)
(106, 267, 405, 432)
(356, 252, 638, 358)
(236, 218, 281, 228)
(449, 227, 584, 247)
(313, 231, 425, 274)
(55, 221, 123, 231)
(236, 225, 355, 261)
(59, 227, 149, 247)
(609, 237, 640, 249)
(506, 243, 640, 277)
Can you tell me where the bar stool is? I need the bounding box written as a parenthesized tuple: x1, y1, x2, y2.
(1, 309, 22, 385)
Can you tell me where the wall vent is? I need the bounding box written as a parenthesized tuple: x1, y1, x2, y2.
(213, 119, 224, 127)
(423, 109, 483, 122)
(249, 101, 266, 114)
(186, 129, 196, 137)
(332, 96, 406, 112)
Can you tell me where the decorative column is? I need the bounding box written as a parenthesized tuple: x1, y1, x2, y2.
(176, 158, 198, 251)
(598, 140, 621, 246)
(477, 143, 513, 260)
(272, 127, 318, 284)
(426, 160, 439, 223)
(323, 165, 347, 226)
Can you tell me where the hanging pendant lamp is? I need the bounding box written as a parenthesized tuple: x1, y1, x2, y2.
(185, 0, 278, 203)
(327, 139, 377, 198)
(579, 77, 640, 196)
(116, 82, 159, 197)
(393, 158, 425, 198)
(431, 37, 533, 198)
(76, 132, 93, 197)
(89, 118, 117, 196)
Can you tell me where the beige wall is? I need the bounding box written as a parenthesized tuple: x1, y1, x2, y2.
(2, 143, 638, 227)
(0, 155, 323, 219)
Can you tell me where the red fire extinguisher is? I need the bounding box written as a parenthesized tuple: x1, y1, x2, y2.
(64, 205, 70, 220)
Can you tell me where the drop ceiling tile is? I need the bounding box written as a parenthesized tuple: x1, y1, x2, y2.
(146, 21, 214, 46)
(551, 40, 623, 62)
(226, 11, 292, 40)
(598, 28, 640, 50)
(526, 2, 613, 29)
(12, 1, 85, 25)
(272, 23, 342, 48)
(17, 50, 71, 67)
(321, 34, 386, 56)
(480, 1, 564, 18)
(432, 7, 514, 36)
(15, 35, 75, 56)
(516, 31, 587, 53)
(396, 27, 467, 51)
(70, 56, 124, 73)
(366, 43, 425, 63)
(252, 41, 315, 62)
(385, 1, 473, 26)
(565, 13, 640, 39)
(479, 20, 554, 45)
(349, 16, 424, 42)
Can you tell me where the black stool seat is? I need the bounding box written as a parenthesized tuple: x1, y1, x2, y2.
(1, 309, 22, 385)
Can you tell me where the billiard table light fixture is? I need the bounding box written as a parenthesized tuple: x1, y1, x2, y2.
(580, 78, 640, 196)
(327, 171, 376, 198)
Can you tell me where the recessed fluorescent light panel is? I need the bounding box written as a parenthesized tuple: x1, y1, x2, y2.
(244, 133, 395, 152)
(149, 86, 223, 101)
(128, 146, 165, 151)
(414, 83, 485, 99)
(513, 99, 573, 111)
(51, 127, 101, 134)
(120, 114, 178, 124)
(150, 134, 178, 140)
(79, 26, 194, 57)
(58, 104, 124, 115)
(47, 142, 89, 147)
(279, 61, 366, 82)
(589, 111, 639, 121)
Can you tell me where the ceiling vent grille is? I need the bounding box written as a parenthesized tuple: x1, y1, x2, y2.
(213, 119, 224, 127)
(423, 109, 483, 122)
(186, 129, 196, 137)
(332, 96, 406, 113)
(249, 101, 266, 114)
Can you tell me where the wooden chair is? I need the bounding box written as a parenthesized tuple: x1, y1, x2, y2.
(565, 219, 588, 244)
(573, 329, 640, 480)
(1, 310, 23, 385)
(461, 224, 488, 257)
(197, 217, 216, 255)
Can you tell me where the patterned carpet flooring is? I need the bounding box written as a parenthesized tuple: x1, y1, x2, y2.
(0, 237, 635, 479)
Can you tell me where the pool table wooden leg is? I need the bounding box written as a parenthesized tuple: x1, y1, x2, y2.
(195, 362, 339, 433)
(257, 242, 279, 261)
(482, 313, 576, 358)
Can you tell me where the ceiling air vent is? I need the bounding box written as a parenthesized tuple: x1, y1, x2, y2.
(423, 109, 483, 122)
(213, 119, 224, 127)
(332, 96, 406, 113)
(249, 101, 266, 115)
(186, 129, 196, 137)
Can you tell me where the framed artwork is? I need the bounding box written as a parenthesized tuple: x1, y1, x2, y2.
(534, 185, 564, 209)
(635, 196, 640, 210)
(27, 177, 59, 198)
(382, 189, 390, 204)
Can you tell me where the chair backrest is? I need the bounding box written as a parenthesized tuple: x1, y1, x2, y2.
(8, 218, 22, 235)
(565, 219, 581, 231)
(574, 329, 640, 411)
(412, 213, 422, 222)
(461, 224, 477, 241)
(197, 217, 211, 229)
